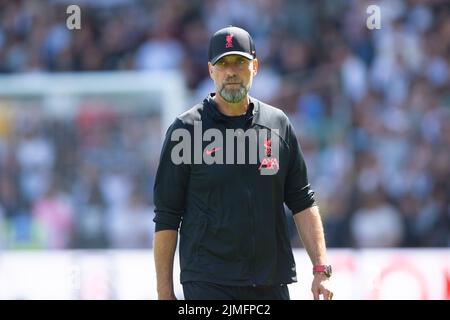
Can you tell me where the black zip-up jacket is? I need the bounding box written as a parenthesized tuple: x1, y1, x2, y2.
(153, 94, 315, 286)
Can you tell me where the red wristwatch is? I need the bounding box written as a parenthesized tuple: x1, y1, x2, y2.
(313, 265, 332, 278)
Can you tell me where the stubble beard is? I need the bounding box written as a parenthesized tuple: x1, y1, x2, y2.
(218, 82, 251, 103)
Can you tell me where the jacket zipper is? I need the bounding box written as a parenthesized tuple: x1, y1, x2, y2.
(249, 127, 272, 286)
(247, 186, 256, 287)
(243, 116, 259, 287)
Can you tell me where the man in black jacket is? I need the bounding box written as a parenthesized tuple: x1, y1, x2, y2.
(153, 26, 333, 300)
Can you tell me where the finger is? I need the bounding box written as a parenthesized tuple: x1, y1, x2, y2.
(312, 288, 320, 300)
(323, 290, 333, 300)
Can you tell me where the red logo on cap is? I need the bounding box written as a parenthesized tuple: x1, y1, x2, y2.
(225, 34, 233, 48)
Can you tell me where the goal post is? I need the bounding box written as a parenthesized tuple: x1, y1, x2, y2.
(0, 70, 188, 136)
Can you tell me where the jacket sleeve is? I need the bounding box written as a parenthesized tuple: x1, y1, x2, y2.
(153, 119, 191, 231)
(284, 120, 316, 215)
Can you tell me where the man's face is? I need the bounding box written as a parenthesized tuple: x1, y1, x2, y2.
(208, 55, 258, 103)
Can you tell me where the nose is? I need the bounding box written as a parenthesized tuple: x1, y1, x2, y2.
(224, 65, 238, 77)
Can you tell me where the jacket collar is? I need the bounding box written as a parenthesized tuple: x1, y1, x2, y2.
(204, 93, 260, 125)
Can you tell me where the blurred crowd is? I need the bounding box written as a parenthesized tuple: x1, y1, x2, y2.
(0, 0, 449, 249)
(0, 101, 161, 249)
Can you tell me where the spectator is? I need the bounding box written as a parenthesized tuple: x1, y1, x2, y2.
(351, 189, 405, 247)
(32, 181, 74, 249)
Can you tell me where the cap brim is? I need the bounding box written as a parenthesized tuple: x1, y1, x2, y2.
(211, 51, 254, 65)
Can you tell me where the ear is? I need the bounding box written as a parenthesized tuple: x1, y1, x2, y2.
(252, 58, 259, 76)
(208, 62, 214, 79)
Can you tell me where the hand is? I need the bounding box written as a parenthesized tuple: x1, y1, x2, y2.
(311, 273, 333, 300)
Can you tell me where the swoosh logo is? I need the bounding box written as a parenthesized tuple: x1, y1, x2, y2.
(205, 147, 222, 155)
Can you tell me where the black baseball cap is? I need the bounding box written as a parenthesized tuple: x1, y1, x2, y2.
(208, 26, 256, 65)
